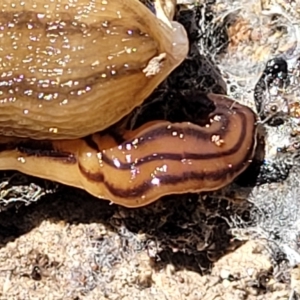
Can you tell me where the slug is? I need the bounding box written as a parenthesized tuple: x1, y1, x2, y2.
(0, 0, 188, 139)
(0, 93, 257, 207)
(0, 0, 258, 207)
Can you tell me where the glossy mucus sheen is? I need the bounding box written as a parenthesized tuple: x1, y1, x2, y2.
(0, 0, 188, 139)
(0, 94, 257, 207)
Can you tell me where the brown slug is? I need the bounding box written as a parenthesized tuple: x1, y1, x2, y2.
(0, 0, 258, 207)
(0, 0, 188, 139)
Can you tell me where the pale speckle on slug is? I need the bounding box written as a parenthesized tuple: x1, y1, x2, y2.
(0, 0, 188, 139)
(0, 93, 257, 207)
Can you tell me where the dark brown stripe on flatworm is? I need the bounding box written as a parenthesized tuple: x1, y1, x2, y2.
(78, 125, 256, 199)
(17, 141, 76, 163)
(0, 140, 76, 164)
(99, 111, 241, 170)
(78, 107, 256, 199)
(121, 104, 230, 147)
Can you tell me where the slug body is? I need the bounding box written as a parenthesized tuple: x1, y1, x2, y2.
(0, 94, 257, 207)
(0, 0, 188, 139)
